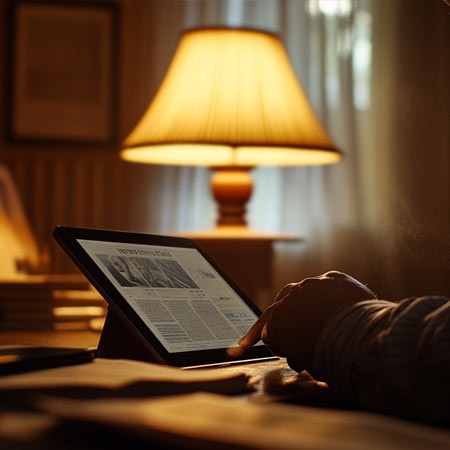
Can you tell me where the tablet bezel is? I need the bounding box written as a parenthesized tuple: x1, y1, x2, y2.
(53, 226, 275, 367)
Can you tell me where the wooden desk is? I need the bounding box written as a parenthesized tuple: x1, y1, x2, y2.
(2, 329, 449, 450)
(0, 329, 294, 450)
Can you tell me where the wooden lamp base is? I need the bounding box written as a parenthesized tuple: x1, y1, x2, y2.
(211, 166, 253, 227)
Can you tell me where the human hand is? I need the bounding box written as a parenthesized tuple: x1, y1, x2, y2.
(239, 271, 376, 372)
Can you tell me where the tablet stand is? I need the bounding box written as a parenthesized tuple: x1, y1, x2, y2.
(97, 308, 158, 362)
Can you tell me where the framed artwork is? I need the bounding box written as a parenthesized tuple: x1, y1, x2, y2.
(5, 0, 119, 146)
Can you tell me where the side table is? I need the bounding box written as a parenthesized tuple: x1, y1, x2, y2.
(183, 230, 300, 309)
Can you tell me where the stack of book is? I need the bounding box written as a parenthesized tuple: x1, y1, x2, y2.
(0, 275, 106, 331)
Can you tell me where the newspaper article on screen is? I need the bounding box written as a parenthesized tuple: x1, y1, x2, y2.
(77, 239, 260, 353)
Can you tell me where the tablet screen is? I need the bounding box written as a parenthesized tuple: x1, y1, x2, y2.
(77, 239, 261, 354)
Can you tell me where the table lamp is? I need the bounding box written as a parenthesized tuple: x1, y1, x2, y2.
(121, 28, 341, 234)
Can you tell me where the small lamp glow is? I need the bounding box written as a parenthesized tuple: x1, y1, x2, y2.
(121, 28, 341, 231)
(0, 165, 40, 277)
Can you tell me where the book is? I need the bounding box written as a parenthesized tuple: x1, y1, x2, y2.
(0, 275, 90, 298)
(0, 276, 106, 330)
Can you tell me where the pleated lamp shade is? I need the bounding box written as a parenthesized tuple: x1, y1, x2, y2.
(121, 28, 342, 229)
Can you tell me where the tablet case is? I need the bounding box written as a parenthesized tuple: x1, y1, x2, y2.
(53, 226, 277, 368)
(97, 307, 162, 363)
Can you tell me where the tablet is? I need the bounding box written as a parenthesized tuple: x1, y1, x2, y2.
(53, 226, 276, 368)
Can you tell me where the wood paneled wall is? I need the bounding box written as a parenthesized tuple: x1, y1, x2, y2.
(6, 152, 132, 273)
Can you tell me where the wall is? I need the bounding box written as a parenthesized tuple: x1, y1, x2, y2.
(0, 0, 183, 274)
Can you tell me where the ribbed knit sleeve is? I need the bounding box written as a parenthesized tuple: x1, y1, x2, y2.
(311, 296, 450, 425)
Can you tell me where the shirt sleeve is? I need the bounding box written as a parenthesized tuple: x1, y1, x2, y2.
(311, 296, 450, 424)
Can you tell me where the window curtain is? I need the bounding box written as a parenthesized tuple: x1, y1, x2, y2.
(272, 0, 450, 299)
(363, 0, 450, 299)
(267, 0, 376, 290)
(127, 0, 450, 300)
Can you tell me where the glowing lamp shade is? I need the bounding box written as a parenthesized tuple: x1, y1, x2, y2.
(121, 28, 342, 229)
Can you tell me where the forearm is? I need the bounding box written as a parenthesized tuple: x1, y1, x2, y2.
(312, 295, 450, 424)
(311, 299, 395, 407)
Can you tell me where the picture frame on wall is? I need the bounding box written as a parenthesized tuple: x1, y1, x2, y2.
(5, 0, 119, 146)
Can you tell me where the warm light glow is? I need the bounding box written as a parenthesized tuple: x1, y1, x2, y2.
(211, 168, 253, 226)
(183, 226, 295, 240)
(211, 170, 252, 189)
(122, 145, 341, 167)
(0, 165, 40, 275)
(121, 27, 342, 229)
(0, 208, 28, 278)
(121, 28, 341, 166)
(53, 306, 106, 317)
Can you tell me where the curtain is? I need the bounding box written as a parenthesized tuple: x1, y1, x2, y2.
(272, 0, 450, 299)
(268, 0, 381, 291)
(130, 0, 450, 300)
(364, 0, 450, 299)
